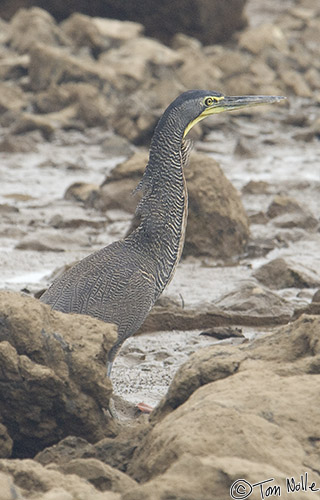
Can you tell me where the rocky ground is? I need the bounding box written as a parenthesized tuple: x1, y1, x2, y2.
(0, 0, 320, 498)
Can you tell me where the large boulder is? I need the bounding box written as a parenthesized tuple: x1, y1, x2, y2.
(0, 291, 117, 457)
(123, 314, 320, 499)
(184, 152, 249, 259)
(6, 7, 69, 53)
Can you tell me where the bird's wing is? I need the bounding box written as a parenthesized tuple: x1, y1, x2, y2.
(40, 240, 156, 339)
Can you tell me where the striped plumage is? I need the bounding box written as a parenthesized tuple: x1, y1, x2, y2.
(40, 90, 204, 373)
(40, 90, 284, 374)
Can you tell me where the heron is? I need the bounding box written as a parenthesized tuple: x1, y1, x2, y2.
(40, 90, 285, 376)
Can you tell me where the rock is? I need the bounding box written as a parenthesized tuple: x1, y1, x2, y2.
(238, 23, 288, 55)
(268, 195, 309, 218)
(101, 135, 134, 158)
(124, 455, 293, 500)
(312, 290, 320, 303)
(175, 45, 222, 90)
(29, 43, 115, 92)
(92, 17, 144, 43)
(184, 153, 250, 259)
(61, 14, 144, 57)
(0, 470, 23, 500)
(15, 235, 66, 252)
(35, 436, 92, 466)
(242, 180, 273, 194)
(125, 315, 320, 499)
(253, 258, 320, 289)
(0, 424, 13, 459)
(280, 68, 313, 97)
(214, 281, 294, 324)
(0, 82, 27, 114)
(0, 291, 117, 457)
(91, 152, 147, 213)
(54, 457, 137, 493)
(0, 459, 121, 499)
(64, 182, 100, 204)
(61, 13, 110, 54)
(140, 283, 293, 334)
(7, 7, 69, 53)
(11, 107, 79, 139)
(267, 195, 318, 230)
(0, 133, 38, 153)
(99, 37, 182, 90)
(36, 433, 143, 474)
(33, 82, 112, 127)
(200, 326, 244, 340)
(0, 53, 29, 80)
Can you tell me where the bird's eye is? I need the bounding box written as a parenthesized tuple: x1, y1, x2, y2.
(204, 97, 214, 107)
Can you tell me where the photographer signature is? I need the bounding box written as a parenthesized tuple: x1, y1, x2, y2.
(230, 473, 320, 499)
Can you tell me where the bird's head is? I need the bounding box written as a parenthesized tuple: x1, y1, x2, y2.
(164, 90, 285, 138)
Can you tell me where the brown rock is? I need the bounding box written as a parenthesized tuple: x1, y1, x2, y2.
(0, 459, 120, 499)
(0, 470, 23, 500)
(29, 43, 115, 92)
(0, 82, 27, 114)
(214, 281, 294, 323)
(0, 291, 117, 457)
(64, 182, 100, 204)
(126, 315, 320, 499)
(312, 290, 320, 303)
(11, 107, 79, 139)
(140, 283, 293, 334)
(61, 12, 110, 53)
(242, 180, 273, 195)
(36, 432, 143, 474)
(7, 7, 69, 53)
(267, 195, 309, 218)
(0, 424, 13, 459)
(101, 135, 134, 158)
(99, 37, 182, 87)
(238, 23, 287, 55)
(91, 152, 147, 213)
(280, 69, 312, 97)
(0, 134, 38, 153)
(184, 153, 250, 259)
(267, 195, 318, 230)
(254, 258, 320, 289)
(0, 53, 29, 80)
(55, 457, 137, 493)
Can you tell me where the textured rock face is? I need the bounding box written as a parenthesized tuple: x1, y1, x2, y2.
(124, 315, 320, 499)
(0, 291, 117, 457)
(0, 459, 121, 499)
(185, 153, 250, 258)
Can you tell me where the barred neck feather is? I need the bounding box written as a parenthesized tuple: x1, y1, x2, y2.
(127, 108, 192, 299)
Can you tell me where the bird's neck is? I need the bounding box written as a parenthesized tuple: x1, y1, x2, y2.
(128, 117, 189, 299)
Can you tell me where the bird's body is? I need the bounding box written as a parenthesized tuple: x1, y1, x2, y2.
(40, 90, 284, 374)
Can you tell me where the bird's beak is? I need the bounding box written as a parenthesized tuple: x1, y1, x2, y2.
(216, 94, 286, 113)
(183, 94, 286, 137)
